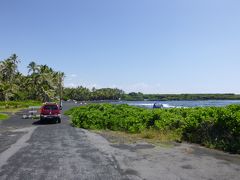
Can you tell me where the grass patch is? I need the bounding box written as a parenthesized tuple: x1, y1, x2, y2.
(140, 130, 181, 142)
(0, 101, 41, 109)
(0, 113, 9, 120)
(0, 108, 24, 114)
(93, 129, 176, 148)
(0, 101, 42, 114)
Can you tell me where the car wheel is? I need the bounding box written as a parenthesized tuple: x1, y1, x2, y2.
(58, 118, 61, 123)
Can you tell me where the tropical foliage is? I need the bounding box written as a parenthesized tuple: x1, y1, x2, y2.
(66, 104, 240, 153)
(0, 54, 64, 102)
(63, 87, 124, 101)
(123, 93, 240, 101)
(63, 86, 240, 101)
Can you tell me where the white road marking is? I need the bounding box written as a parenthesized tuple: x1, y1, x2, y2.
(0, 127, 37, 169)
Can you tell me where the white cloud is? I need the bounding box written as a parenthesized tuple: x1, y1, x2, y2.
(65, 83, 78, 88)
(64, 80, 166, 93)
(64, 79, 99, 89)
(119, 83, 160, 93)
(63, 78, 240, 94)
(64, 74, 78, 84)
(69, 74, 77, 78)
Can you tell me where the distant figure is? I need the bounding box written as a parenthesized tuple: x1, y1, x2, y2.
(153, 103, 163, 109)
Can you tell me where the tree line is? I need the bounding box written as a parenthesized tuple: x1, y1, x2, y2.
(63, 87, 240, 101)
(63, 87, 124, 101)
(123, 93, 240, 101)
(1, 54, 240, 102)
(0, 54, 64, 102)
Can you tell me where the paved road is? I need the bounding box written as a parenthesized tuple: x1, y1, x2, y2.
(0, 103, 128, 180)
(0, 102, 240, 180)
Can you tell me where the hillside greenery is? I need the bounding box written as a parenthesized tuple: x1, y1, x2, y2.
(66, 104, 240, 153)
(0, 54, 64, 102)
(123, 93, 240, 101)
(63, 87, 124, 101)
(63, 87, 240, 101)
(2, 54, 240, 103)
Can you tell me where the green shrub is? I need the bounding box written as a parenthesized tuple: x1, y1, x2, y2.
(66, 103, 240, 153)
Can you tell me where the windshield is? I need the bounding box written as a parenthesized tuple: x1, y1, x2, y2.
(43, 105, 58, 110)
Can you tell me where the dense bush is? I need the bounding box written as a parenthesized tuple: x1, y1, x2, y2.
(66, 104, 240, 153)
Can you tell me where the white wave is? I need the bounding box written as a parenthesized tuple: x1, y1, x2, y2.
(128, 102, 185, 109)
(162, 104, 175, 108)
(129, 103, 153, 107)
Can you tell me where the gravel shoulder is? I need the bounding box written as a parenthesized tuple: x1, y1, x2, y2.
(0, 102, 240, 180)
(86, 129, 240, 180)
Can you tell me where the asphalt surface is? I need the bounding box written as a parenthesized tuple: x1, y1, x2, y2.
(0, 102, 240, 180)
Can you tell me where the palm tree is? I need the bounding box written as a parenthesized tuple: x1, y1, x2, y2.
(27, 61, 39, 74)
(0, 54, 65, 102)
(0, 54, 20, 101)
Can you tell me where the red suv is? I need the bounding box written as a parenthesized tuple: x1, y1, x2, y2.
(40, 103, 61, 123)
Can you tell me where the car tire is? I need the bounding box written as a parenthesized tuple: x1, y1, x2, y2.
(58, 118, 61, 123)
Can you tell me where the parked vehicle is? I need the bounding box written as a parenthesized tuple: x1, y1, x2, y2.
(153, 103, 163, 109)
(22, 106, 41, 119)
(40, 103, 61, 123)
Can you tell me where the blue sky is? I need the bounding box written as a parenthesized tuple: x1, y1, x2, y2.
(1, 0, 240, 93)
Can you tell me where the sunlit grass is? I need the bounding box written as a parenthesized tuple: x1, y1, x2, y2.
(0, 113, 9, 120)
(0, 107, 24, 114)
(140, 129, 181, 142)
(93, 129, 181, 147)
(0, 101, 42, 114)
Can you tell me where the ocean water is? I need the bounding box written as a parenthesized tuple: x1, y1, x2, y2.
(112, 100, 240, 109)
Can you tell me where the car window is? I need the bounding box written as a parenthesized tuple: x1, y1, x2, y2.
(43, 105, 58, 110)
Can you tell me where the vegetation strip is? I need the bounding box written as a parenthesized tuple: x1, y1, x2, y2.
(66, 103, 240, 153)
(0, 101, 41, 109)
(0, 113, 9, 120)
(1, 54, 240, 103)
(0, 54, 63, 102)
(63, 86, 240, 101)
